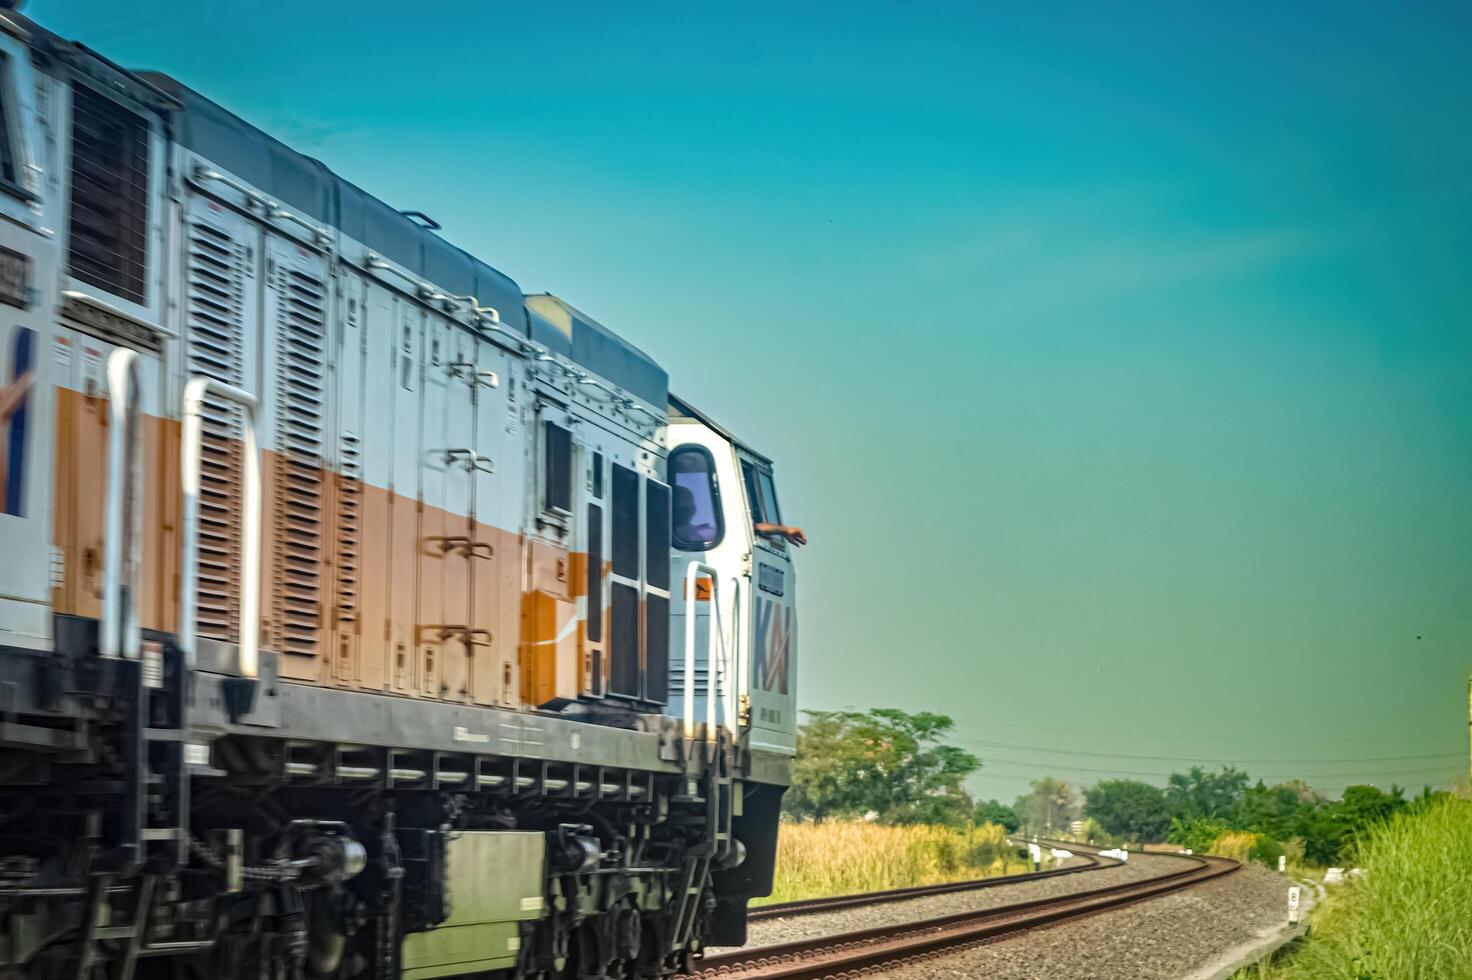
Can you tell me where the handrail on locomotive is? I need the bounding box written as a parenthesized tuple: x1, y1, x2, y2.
(177, 376, 263, 677)
(102, 348, 143, 663)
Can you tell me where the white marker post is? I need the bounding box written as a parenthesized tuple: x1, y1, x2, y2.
(1278, 855, 1287, 873)
(1288, 886, 1301, 925)
(1028, 842, 1042, 872)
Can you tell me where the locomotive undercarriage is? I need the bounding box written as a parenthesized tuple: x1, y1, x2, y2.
(0, 632, 757, 980)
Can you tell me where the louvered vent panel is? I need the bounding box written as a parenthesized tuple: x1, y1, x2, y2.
(68, 85, 150, 304)
(185, 221, 246, 640)
(270, 264, 327, 657)
(334, 431, 362, 629)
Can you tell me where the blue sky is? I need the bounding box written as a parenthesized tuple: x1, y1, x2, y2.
(41, 0, 1472, 804)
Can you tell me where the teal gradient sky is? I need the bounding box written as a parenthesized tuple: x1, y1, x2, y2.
(42, 0, 1472, 804)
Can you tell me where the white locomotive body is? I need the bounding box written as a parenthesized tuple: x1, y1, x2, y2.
(0, 11, 795, 979)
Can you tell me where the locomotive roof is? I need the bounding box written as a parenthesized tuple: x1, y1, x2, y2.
(133, 73, 529, 332)
(668, 394, 773, 465)
(524, 295, 667, 409)
(96, 65, 665, 408)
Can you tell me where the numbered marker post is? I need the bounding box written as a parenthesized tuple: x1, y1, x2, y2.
(1288, 885, 1301, 925)
(1278, 855, 1287, 873)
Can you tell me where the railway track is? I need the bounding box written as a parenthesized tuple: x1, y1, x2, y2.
(748, 849, 1111, 922)
(696, 848, 1238, 979)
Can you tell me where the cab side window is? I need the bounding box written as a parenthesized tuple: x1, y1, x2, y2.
(0, 55, 18, 191)
(743, 459, 785, 551)
(542, 420, 573, 515)
(671, 445, 723, 552)
(742, 460, 764, 524)
(758, 470, 782, 525)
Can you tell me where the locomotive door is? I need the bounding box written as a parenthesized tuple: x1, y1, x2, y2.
(740, 454, 797, 752)
(327, 273, 368, 689)
(439, 325, 476, 703)
(260, 234, 329, 680)
(0, 35, 49, 617)
(469, 337, 510, 705)
(0, 315, 47, 612)
(416, 316, 451, 698)
(350, 276, 397, 693)
(386, 303, 421, 694)
(523, 396, 579, 708)
(579, 443, 608, 699)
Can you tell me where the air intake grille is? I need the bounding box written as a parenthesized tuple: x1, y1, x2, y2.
(184, 220, 247, 640)
(333, 430, 363, 671)
(68, 85, 149, 304)
(270, 265, 327, 658)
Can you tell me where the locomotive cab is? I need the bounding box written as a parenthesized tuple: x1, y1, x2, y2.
(666, 396, 797, 757)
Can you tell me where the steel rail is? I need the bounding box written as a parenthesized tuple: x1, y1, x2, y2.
(698, 849, 1237, 979)
(747, 851, 1109, 922)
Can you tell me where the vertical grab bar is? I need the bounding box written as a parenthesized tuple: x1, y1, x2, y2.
(723, 577, 741, 735)
(178, 378, 262, 679)
(102, 349, 143, 661)
(682, 561, 728, 744)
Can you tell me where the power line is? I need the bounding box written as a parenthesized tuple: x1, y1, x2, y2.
(973, 768, 1458, 797)
(950, 735, 1463, 766)
(915, 714, 1456, 747)
(974, 756, 1462, 780)
(972, 768, 1454, 797)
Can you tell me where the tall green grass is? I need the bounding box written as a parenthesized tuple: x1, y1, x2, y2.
(1246, 795, 1472, 979)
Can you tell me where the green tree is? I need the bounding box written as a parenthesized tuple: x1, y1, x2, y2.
(1336, 784, 1407, 829)
(1084, 779, 1172, 843)
(1167, 815, 1233, 853)
(1165, 765, 1250, 820)
(1013, 777, 1079, 835)
(974, 799, 1020, 832)
(782, 708, 981, 825)
(1235, 780, 1321, 840)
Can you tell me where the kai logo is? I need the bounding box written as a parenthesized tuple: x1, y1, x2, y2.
(753, 596, 792, 696)
(0, 326, 34, 517)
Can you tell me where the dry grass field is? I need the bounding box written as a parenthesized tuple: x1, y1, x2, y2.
(760, 820, 1020, 904)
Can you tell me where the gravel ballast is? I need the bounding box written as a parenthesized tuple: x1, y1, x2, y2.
(736, 853, 1188, 948)
(875, 858, 1295, 980)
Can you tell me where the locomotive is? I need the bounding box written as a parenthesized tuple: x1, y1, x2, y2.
(0, 10, 797, 979)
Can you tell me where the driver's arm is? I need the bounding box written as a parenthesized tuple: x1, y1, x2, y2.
(754, 522, 808, 546)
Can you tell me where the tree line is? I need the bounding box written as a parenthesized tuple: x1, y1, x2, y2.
(783, 708, 1452, 865)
